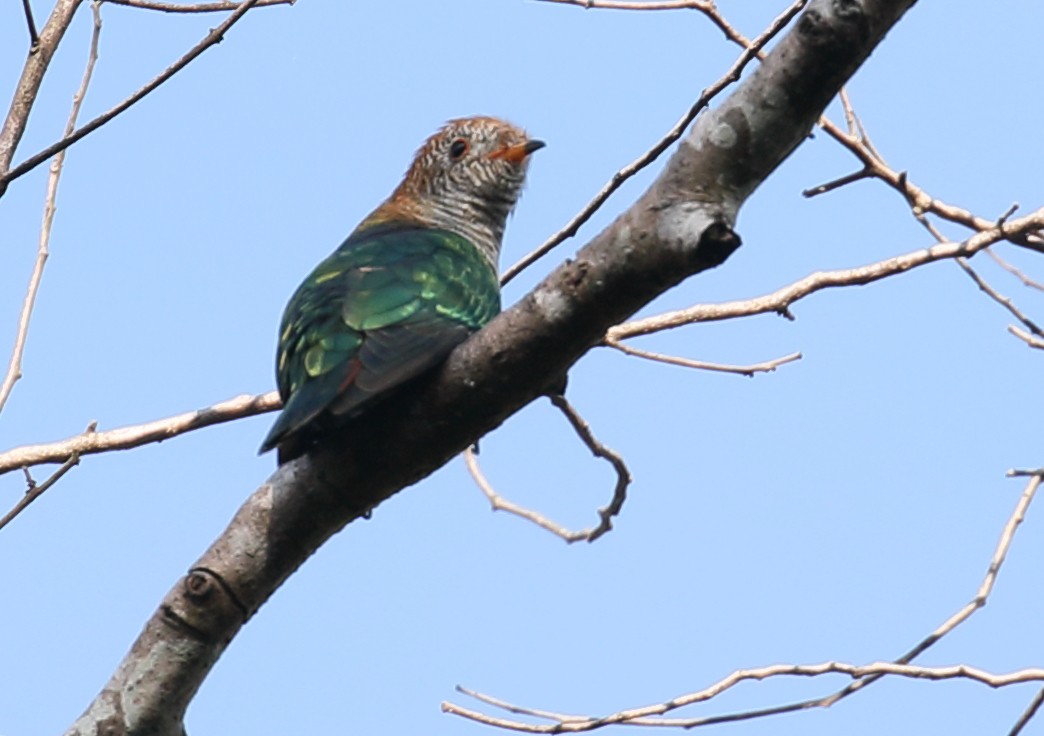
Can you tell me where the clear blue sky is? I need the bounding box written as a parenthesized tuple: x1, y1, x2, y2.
(2, 2, 1043, 734)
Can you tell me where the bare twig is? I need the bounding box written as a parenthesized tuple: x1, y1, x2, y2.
(445, 473, 1042, 731)
(0, 0, 83, 181)
(103, 0, 293, 12)
(802, 167, 873, 198)
(0, 453, 81, 532)
(0, 2, 102, 417)
(988, 249, 1044, 292)
(955, 257, 1043, 336)
(0, 391, 279, 477)
(445, 662, 1044, 732)
(465, 446, 591, 543)
(815, 113, 1044, 252)
(1008, 325, 1044, 350)
(547, 393, 630, 541)
(464, 394, 631, 544)
(604, 337, 801, 377)
(21, 0, 40, 47)
(500, 0, 808, 284)
(538, 0, 713, 10)
(609, 209, 1044, 340)
(1009, 687, 1044, 736)
(0, 0, 267, 195)
(1008, 467, 1044, 478)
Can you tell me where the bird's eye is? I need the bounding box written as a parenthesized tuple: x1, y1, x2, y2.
(449, 138, 469, 160)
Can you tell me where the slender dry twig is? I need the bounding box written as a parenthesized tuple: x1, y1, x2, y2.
(988, 249, 1044, 292)
(802, 167, 873, 197)
(0, 391, 279, 478)
(446, 662, 1044, 732)
(955, 257, 1043, 337)
(0, 0, 266, 195)
(103, 0, 292, 12)
(815, 113, 1044, 252)
(1008, 468, 1044, 478)
(0, 0, 83, 181)
(1008, 325, 1044, 350)
(547, 393, 630, 541)
(538, 0, 713, 10)
(610, 209, 1044, 340)
(464, 394, 631, 544)
(604, 337, 801, 377)
(500, 0, 808, 284)
(0, 2, 102, 417)
(445, 473, 1042, 731)
(0, 453, 80, 532)
(1009, 687, 1044, 736)
(465, 446, 591, 543)
(21, 0, 40, 47)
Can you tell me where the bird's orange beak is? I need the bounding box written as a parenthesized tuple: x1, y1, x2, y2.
(490, 139, 546, 164)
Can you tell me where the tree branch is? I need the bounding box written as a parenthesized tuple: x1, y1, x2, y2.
(0, 391, 278, 479)
(0, 0, 84, 179)
(0, 1, 103, 417)
(446, 661, 1044, 732)
(444, 472, 1043, 731)
(64, 2, 920, 732)
(0, 0, 270, 197)
(608, 210, 1044, 340)
(502, 0, 807, 284)
(21, 0, 40, 47)
(104, 0, 292, 11)
(604, 337, 802, 376)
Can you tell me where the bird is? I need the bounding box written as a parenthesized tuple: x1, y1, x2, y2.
(260, 116, 544, 460)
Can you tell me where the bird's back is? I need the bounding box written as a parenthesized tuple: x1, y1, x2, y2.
(259, 223, 501, 455)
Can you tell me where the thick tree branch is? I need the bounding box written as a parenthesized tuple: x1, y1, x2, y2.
(502, 0, 807, 284)
(65, 2, 919, 733)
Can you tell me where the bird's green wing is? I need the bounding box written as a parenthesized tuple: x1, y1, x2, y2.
(259, 225, 500, 454)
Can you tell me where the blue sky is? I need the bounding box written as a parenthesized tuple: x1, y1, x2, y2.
(1, 1, 1043, 734)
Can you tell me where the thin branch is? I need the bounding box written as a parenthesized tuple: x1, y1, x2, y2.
(802, 167, 872, 198)
(547, 393, 630, 541)
(21, 0, 40, 47)
(815, 113, 1044, 252)
(0, 0, 84, 180)
(0, 1, 102, 417)
(538, 0, 713, 10)
(1008, 467, 1044, 478)
(609, 209, 1044, 340)
(0, 453, 80, 532)
(604, 337, 801, 377)
(464, 394, 631, 544)
(988, 248, 1044, 292)
(0, 0, 266, 196)
(445, 662, 1044, 733)
(955, 257, 1043, 337)
(0, 391, 279, 477)
(1009, 687, 1044, 736)
(1008, 325, 1044, 350)
(465, 446, 590, 543)
(500, 0, 808, 285)
(445, 473, 1042, 731)
(103, 0, 293, 12)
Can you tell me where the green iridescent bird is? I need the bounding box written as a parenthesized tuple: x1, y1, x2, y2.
(260, 116, 544, 458)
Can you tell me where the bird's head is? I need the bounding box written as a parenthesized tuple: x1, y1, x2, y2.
(366, 116, 544, 267)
